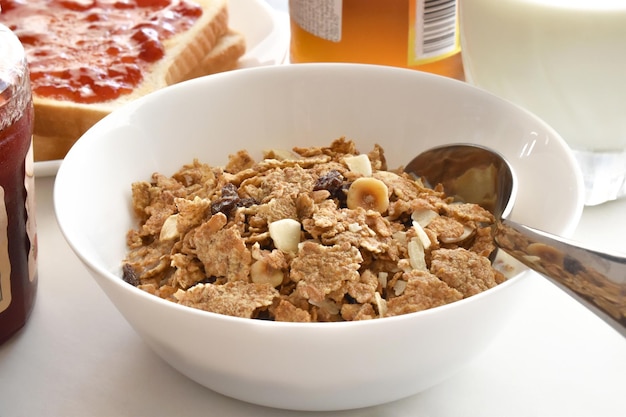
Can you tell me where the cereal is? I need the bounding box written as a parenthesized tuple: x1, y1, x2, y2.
(122, 137, 504, 321)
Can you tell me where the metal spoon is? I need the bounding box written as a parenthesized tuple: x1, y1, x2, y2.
(405, 144, 626, 337)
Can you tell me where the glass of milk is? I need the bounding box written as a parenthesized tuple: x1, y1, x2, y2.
(459, 0, 626, 205)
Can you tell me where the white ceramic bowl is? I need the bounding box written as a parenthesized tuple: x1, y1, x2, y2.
(54, 64, 584, 411)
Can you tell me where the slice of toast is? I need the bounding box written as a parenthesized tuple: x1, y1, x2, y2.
(0, 0, 246, 161)
(30, 0, 229, 138)
(181, 30, 246, 80)
(33, 29, 246, 162)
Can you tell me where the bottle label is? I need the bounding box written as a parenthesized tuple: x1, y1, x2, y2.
(408, 0, 460, 65)
(290, 0, 342, 42)
(0, 186, 11, 313)
(290, 0, 460, 65)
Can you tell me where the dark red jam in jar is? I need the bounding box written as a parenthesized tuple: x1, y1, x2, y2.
(0, 24, 38, 345)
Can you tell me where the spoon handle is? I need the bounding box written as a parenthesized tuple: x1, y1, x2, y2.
(496, 218, 626, 337)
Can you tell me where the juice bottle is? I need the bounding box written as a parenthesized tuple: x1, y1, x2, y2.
(0, 24, 38, 345)
(289, 0, 464, 80)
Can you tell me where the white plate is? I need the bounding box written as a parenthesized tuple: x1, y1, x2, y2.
(230, 0, 290, 69)
(34, 0, 290, 177)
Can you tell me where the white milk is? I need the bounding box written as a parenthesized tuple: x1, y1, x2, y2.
(460, 0, 626, 152)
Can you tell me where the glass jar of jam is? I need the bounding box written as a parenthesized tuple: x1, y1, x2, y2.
(288, 0, 465, 80)
(0, 24, 38, 345)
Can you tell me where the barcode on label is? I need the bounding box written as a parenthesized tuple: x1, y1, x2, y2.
(409, 0, 460, 65)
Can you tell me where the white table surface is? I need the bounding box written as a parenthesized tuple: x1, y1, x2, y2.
(2, 2, 626, 416)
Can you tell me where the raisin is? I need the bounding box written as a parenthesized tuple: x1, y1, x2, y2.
(211, 184, 257, 216)
(211, 196, 238, 216)
(238, 197, 257, 208)
(344, 294, 358, 304)
(314, 170, 349, 204)
(122, 263, 140, 286)
(199, 276, 218, 285)
(254, 309, 273, 321)
(314, 170, 344, 193)
(336, 183, 350, 206)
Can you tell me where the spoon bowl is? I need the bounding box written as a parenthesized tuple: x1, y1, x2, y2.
(406, 144, 626, 337)
(405, 143, 517, 220)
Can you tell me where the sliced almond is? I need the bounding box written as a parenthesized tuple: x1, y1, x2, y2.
(411, 208, 438, 228)
(308, 298, 340, 315)
(377, 271, 389, 288)
(408, 237, 427, 271)
(375, 292, 387, 318)
(393, 279, 407, 296)
(412, 220, 432, 250)
(264, 148, 296, 161)
(439, 225, 474, 243)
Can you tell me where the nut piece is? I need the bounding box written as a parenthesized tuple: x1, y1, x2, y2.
(344, 154, 372, 177)
(159, 214, 179, 240)
(439, 225, 474, 244)
(408, 237, 427, 271)
(268, 218, 302, 253)
(250, 260, 284, 287)
(374, 292, 387, 318)
(411, 208, 438, 228)
(412, 221, 432, 250)
(346, 177, 390, 213)
(265, 148, 297, 161)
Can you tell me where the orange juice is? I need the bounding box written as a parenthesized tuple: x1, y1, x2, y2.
(289, 0, 464, 80)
